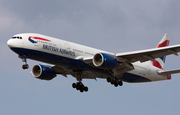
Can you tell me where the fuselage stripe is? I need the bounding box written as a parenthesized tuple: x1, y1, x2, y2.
(28, 36, 51, 43)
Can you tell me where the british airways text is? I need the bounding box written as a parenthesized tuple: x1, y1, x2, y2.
(43, 44, 75, 56)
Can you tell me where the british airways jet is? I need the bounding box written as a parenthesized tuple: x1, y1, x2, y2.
(7, 33, 180, 92)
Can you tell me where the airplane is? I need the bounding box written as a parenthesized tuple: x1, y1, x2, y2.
(7, 33, 180, 93)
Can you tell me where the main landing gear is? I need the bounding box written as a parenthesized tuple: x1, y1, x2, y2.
(19, 55, 29, 70)
(72, 72, 89, 93)
(72, 82, 88, 93)
(107, 77, 123, 87)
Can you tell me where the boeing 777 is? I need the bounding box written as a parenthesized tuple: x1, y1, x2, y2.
(7, 33, 180, 92)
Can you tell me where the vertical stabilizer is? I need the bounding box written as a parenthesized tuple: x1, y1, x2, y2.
(152, 34, 170, 69)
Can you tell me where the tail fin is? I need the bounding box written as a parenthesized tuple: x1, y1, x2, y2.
(152, 34, 170, 69)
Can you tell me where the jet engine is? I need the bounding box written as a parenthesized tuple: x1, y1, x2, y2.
(93, 53, 117, 70)
(32, 64, 56, 80)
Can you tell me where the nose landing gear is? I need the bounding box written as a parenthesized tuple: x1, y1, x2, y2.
(19, 55, 29, 70)
(22, 64, 29, 69)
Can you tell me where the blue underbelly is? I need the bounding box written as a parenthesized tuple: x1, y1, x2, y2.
(10, 47, 151, 83)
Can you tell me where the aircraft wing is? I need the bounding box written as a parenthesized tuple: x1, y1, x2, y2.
(115, 44, 180, 63)
(52, 65, 69, 77)
(53, 63, 111, 80)
(82, 44, 180, 65)
(79, 44, 180, 75)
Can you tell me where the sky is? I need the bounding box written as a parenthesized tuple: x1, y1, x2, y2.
(1, 0, 180, 115)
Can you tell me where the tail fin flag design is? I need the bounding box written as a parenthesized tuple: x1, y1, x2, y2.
(152, 34, 170, 70)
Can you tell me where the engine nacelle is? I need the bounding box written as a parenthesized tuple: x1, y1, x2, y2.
(32, 64, 56, 80)
(93, 53, 117, 69)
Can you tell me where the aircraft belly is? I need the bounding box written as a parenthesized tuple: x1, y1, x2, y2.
(10, 47, 112, 79)
(10, 47, 158, 83)
(120, 72, 151, 83)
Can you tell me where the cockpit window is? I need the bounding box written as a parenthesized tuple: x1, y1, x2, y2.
(12, 36, 22, 39)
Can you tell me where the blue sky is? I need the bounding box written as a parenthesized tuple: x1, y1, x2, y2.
(1, 0, 180, 115)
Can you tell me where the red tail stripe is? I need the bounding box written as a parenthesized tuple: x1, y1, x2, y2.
(152, 60, 163, 70)
(156, 40, 170, 48)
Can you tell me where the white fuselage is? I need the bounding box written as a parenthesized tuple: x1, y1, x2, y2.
(7, 33, 169, 83)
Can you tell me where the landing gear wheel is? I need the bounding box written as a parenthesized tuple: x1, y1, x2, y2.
(77, 82, 81, 86)
(72, 82, 88, 93)
(22, 64, 29, 69)
(106, 77, 123, 87)
(119, 81, 123, 86)
(20, 55, 29, 70)
(110, 80, 114, 85)
(76, 82, 82, 90)
(84, 86, 88, 92)
(72, 83, 76, 88)
(80, 88, 84, 93)
(80, 84, 84, 89)
(114, 83, 118, 87)
(76, 85, 80, 90)
(107, 77, 111, 83)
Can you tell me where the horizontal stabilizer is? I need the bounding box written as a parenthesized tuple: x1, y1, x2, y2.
(158, 69, 180, 75)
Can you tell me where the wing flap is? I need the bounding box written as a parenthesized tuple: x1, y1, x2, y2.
(52, 65, 69, 77)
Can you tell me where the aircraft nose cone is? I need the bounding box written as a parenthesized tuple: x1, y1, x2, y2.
(7, 39, 13, 48)
(7, 38, 23, 49)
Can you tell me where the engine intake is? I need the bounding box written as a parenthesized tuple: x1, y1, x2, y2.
(32, 64, 56, 80)
(93, 53, 117, 69)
